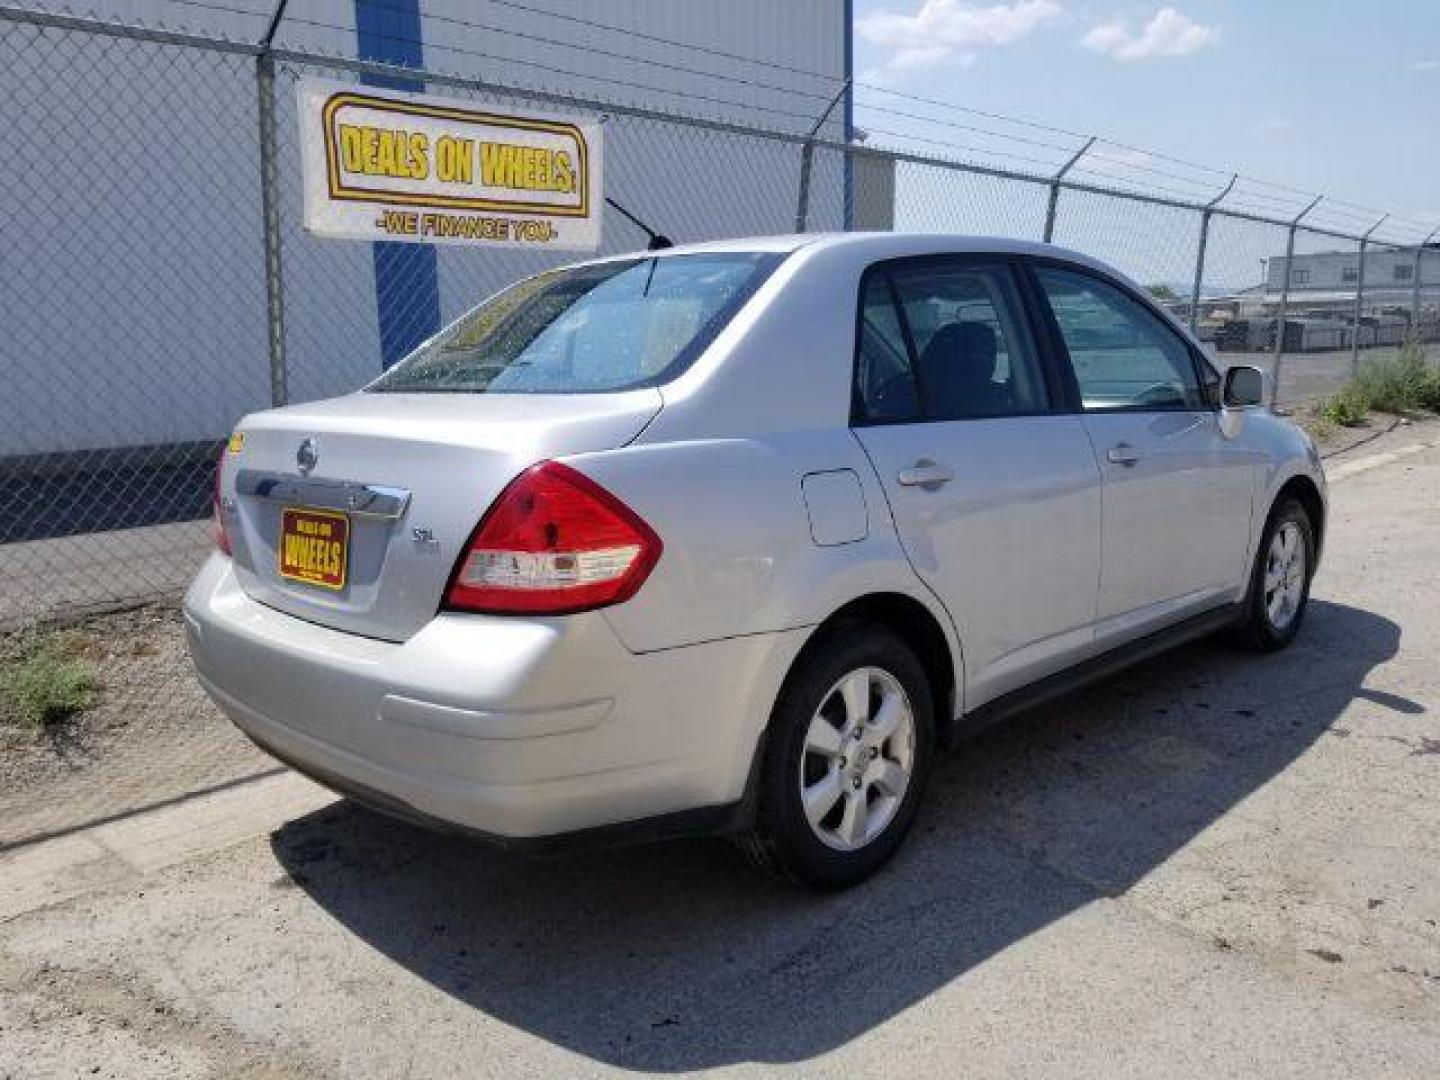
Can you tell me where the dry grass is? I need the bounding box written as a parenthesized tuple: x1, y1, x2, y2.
(1313, 342, 1440, 431)
(0, 628, 96, 737)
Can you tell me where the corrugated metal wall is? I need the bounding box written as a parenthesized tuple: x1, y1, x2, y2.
(1, 1, 848, 455)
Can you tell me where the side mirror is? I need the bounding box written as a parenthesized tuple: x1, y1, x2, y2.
(1223, 365, 1264, 408)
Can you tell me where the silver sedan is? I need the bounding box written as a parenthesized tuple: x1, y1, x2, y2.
(186, 233, 1326, 888)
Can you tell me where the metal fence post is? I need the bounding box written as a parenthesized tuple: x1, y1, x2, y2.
(1351, 215, 1386, 374)
(1412, 228, 1437, 341)
(1188, 173, 1236, 334)
(794, 79, 851, 234)
(1270, 196, 1322, 410)
(256, 0, 291, 407)
(1042, 136, 1094, 243)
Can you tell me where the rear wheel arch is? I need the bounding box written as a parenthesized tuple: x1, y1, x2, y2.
(786, 592, 959, 737)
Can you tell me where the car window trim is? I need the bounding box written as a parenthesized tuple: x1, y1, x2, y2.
(849, 253, 1061, 428)
(1020, 255, 1218, 416)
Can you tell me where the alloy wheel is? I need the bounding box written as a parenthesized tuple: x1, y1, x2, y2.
(798, 667, 916, 852)
(1264, 521, 1307, 630)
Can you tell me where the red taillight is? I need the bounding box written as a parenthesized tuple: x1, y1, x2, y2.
(444, 461, 662, 615)
(212, 457, 232, 556)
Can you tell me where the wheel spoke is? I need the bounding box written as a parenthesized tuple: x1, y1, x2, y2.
(867, 691, 905, 745)
(804, 718, 845, 758)
(1264, 561, 1284, 591)
(838, 788, 869, 845)
(870, 759, 908, 797)
(839, 669, 871, 727)
(803, 771, 843, 827)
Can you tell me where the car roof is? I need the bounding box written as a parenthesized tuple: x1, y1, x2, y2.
(625, 233, 1124, 285)
(558, 233, 1156, 326)
(653, 232, 1093, 264)
(648, 233, 1203, 356)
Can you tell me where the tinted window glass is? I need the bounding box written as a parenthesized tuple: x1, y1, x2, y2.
(370, 253, 779, 394)
(854, 276, 921, 422)
(1036, 267, 1204, 411)
(888, 262, 1048, 419)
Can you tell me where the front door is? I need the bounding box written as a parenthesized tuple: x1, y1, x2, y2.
(1030, 263, 1256, 645)
(851, 257, 1104, 708)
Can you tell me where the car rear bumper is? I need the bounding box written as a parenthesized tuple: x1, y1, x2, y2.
(184, 553, 807, 840)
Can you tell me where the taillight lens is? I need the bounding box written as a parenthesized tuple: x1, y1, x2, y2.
(212, 457, 232, 556)
(444, 461, 662, 615)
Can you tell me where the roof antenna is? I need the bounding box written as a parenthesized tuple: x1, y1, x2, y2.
(606, 196, 673, 250)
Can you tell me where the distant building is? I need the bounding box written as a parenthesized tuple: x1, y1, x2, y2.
(1265, 247, 1438, 310)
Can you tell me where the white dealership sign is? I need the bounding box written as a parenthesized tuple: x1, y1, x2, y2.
(297, 78, 602, 250)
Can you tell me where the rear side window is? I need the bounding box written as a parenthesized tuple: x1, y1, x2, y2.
(855, 276, 921, 422)
(1034, 266, 1205, 411)
(370, 253, 781, 394)
(853, 260, 1049, 423)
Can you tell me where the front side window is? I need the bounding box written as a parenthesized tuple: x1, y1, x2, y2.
(370, 253, 780, 394)
(853, 260, 1049, 423)
(1035, 266, 1205, 411)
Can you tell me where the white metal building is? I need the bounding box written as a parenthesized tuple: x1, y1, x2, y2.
(1, 1, 852, 458)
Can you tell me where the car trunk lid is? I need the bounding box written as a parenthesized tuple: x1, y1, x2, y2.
(222, 389, 661, 641)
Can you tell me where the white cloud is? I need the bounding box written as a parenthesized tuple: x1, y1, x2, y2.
(857, 0, 1063, 80)
(864, 44, 975, 85)
(1082, 7, 1219, 61)
(1413, 59, 1439, 72)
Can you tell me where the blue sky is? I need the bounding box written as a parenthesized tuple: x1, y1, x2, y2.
(852, 1, 1440, 236)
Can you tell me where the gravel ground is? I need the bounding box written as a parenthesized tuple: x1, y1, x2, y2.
(0, 604, 269, 849)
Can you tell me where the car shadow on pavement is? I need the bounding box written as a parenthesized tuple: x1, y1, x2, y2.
(271, 599, 1407, 1071)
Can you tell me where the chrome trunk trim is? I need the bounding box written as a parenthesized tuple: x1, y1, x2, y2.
(235, 469, 411, 520)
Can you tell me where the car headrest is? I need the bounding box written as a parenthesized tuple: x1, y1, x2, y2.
(917, 322, 999, 404)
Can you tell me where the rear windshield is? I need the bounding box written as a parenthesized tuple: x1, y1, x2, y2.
(368, 252, 782, 394)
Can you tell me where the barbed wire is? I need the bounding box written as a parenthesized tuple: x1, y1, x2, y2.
(277, 12, 828, 129)
(6, 0, 1439, 241)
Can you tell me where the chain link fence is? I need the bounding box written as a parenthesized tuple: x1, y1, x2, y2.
(1, 4, 1437, 841)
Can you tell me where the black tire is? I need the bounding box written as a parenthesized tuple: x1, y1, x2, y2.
(1232, 497, 1315, 652)
(736, 622, 935, 890)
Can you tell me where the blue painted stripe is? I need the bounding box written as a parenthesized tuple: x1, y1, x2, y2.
(355, 0, 440, 369)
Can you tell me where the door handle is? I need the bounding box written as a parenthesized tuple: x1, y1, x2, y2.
(897, 460, 954, 488)
(1106, 443, 1141, 466)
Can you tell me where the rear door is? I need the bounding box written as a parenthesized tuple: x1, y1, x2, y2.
(851, 256, 1104, 707)
(1028, 263, 1256, 644)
